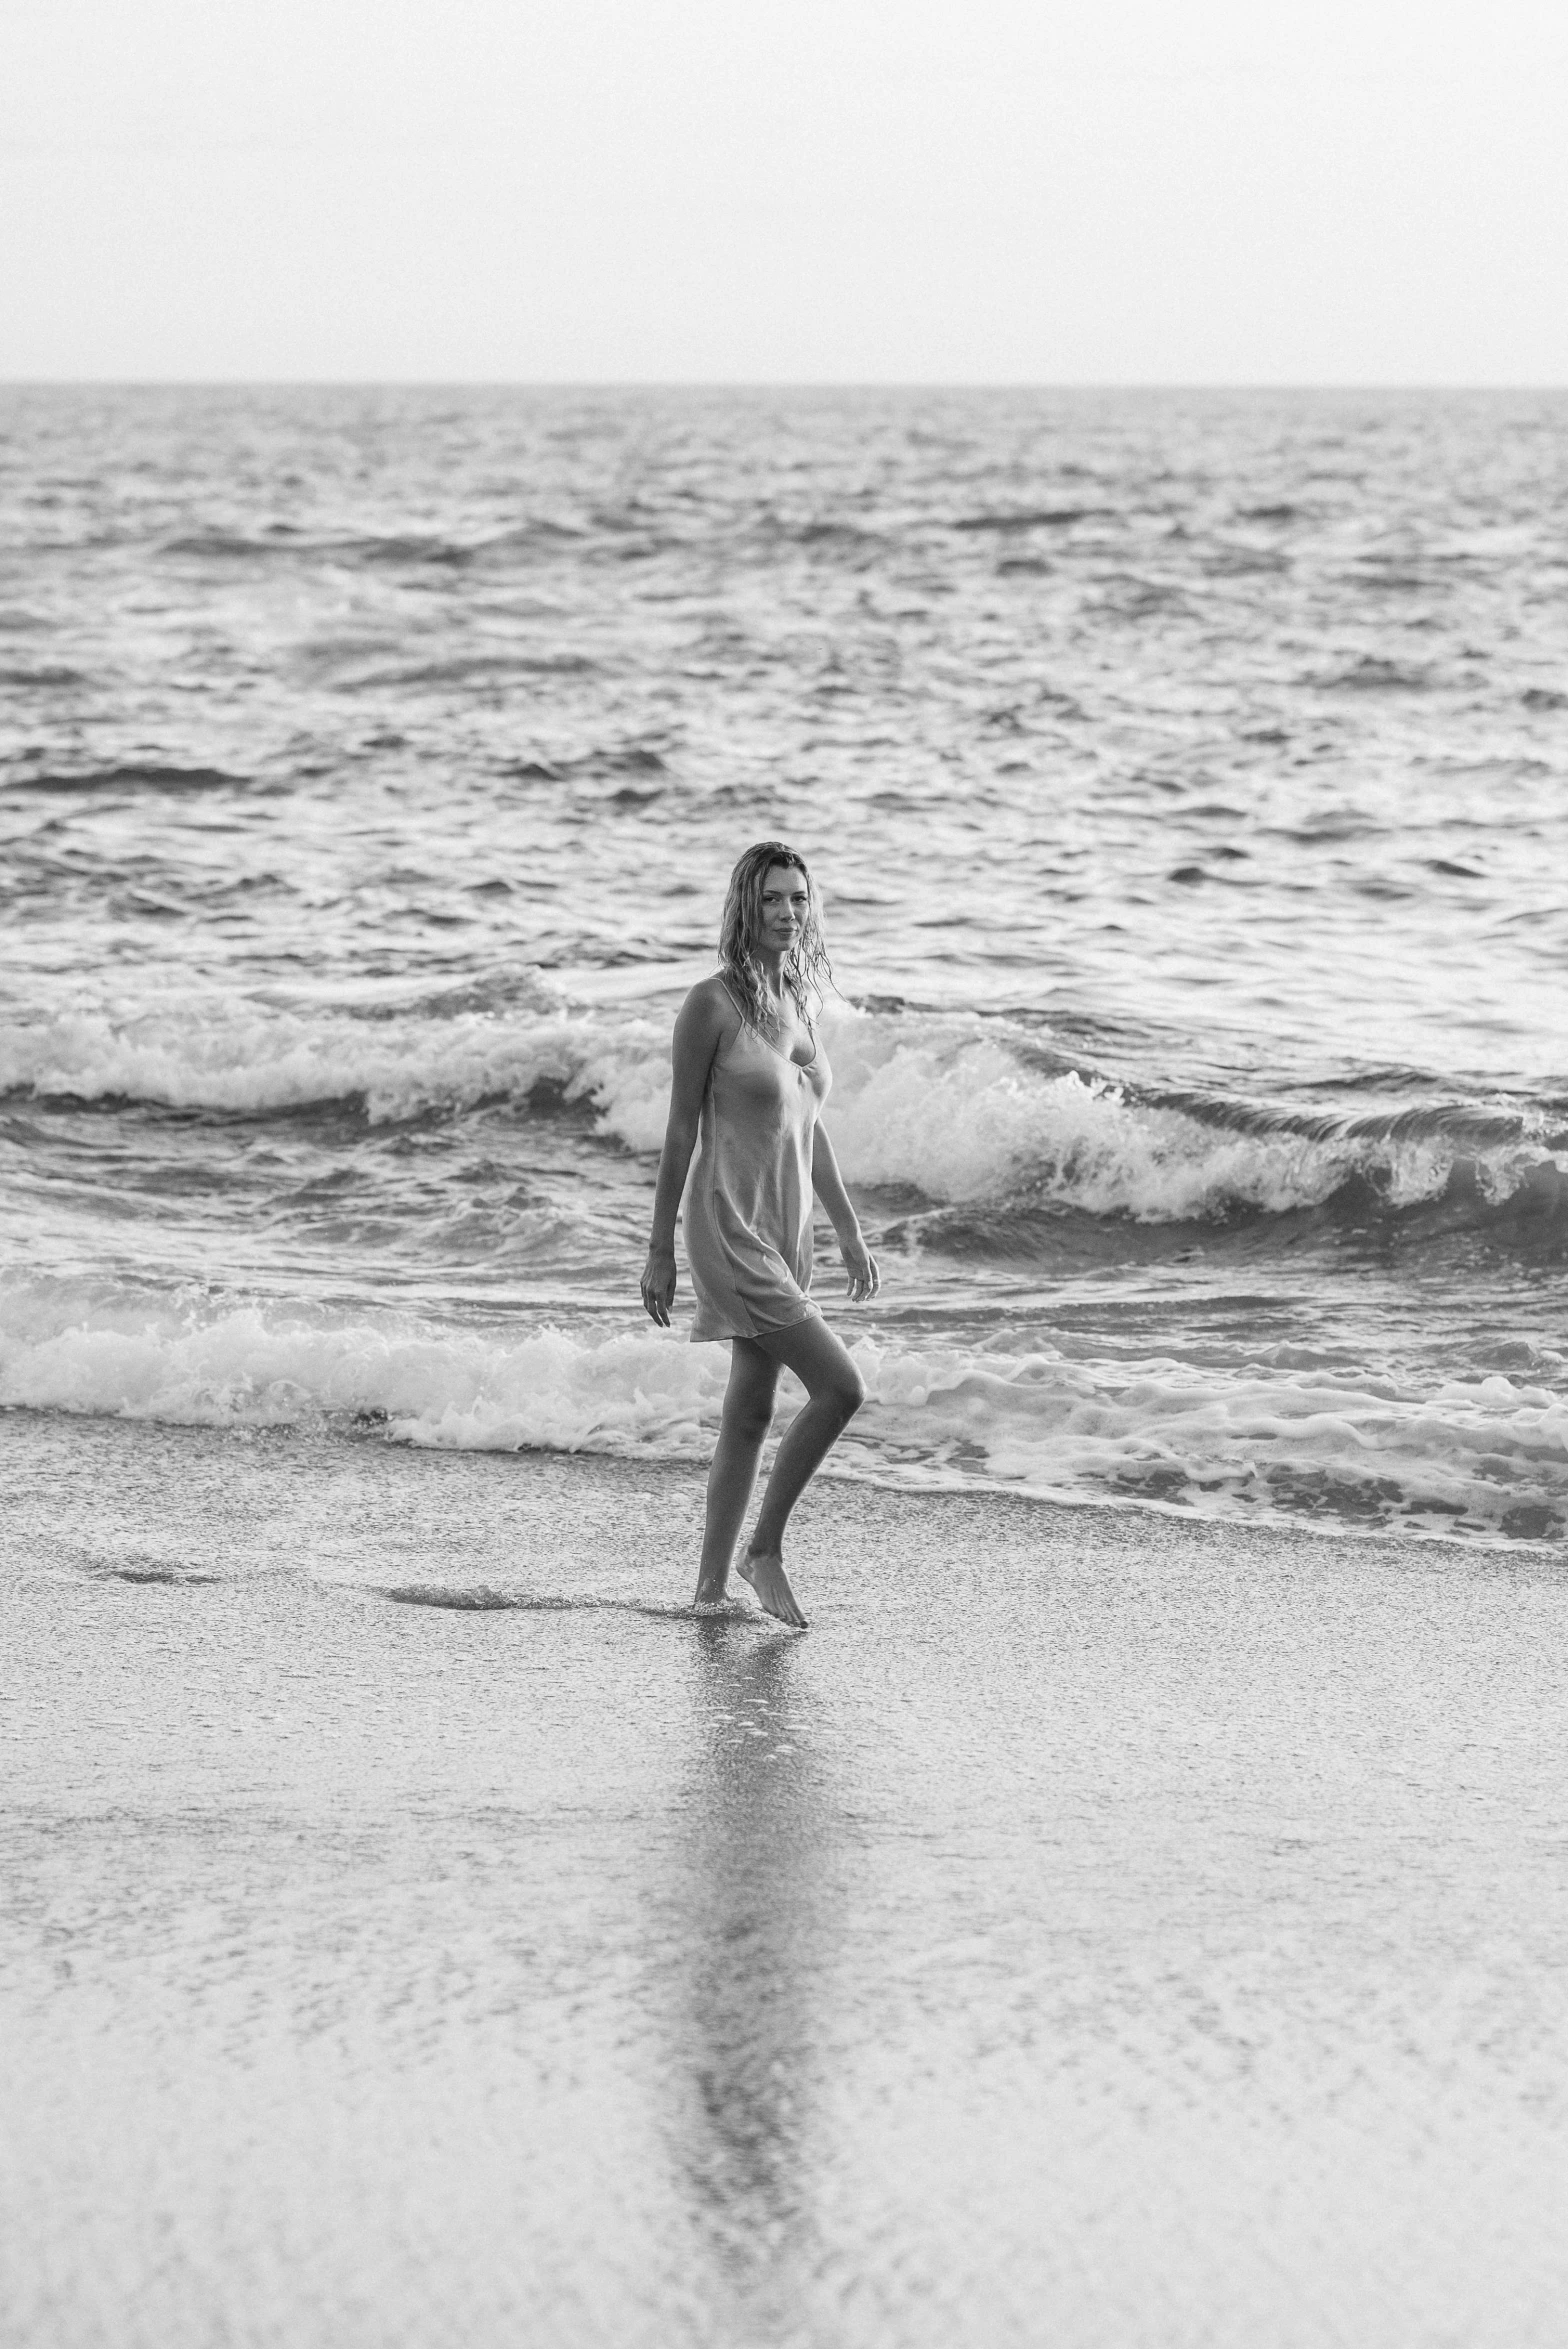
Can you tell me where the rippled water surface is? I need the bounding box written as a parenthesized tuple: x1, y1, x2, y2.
(4, 385, 1567, 1543)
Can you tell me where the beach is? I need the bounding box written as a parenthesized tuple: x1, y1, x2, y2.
(5, 379, 1568, 2344)
(5, 1411, 1566, 2348)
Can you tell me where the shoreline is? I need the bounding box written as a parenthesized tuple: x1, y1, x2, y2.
(5, 1410, 1568, 2346)
(3, 1393, 1558, 1567)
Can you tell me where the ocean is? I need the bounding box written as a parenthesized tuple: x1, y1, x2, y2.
(9, 384, 1568, 2348)
(4, 383, 1567, 1550)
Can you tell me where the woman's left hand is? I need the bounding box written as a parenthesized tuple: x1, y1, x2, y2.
(841, 1233, 880, 1304)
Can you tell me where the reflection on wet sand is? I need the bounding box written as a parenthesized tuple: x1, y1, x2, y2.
(666, 1620, 836, 2335)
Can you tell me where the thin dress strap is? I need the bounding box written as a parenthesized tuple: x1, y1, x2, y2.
(717, 973, 750, 1026)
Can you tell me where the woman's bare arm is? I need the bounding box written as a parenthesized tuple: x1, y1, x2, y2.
(812, 1125, 880, 1303)
(641, 982, 732, 1326)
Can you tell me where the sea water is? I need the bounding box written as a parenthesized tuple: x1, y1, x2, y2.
(3, 385, 1567, 1547)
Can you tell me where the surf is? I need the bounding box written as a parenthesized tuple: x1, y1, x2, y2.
(5, 1274, 1565, 1547)
(7, 991, 1565, 1256)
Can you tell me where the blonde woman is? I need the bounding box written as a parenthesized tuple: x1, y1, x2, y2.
(641, 842, 879, 1627)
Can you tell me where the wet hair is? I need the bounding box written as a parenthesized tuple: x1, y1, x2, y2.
(718, 841, 833, 1031)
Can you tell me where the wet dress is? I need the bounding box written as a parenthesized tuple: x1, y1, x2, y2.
(684, 990, 831, 1343)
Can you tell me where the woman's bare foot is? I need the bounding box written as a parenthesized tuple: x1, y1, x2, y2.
(738, 1545, 808, 1629)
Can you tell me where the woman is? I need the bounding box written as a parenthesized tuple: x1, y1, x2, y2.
(640, 842, 879, 1628)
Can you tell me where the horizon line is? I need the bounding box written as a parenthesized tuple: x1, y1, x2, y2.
(2, 376, 1565, 395)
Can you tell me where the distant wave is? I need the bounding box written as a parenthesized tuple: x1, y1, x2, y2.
(157, 521, 588, 568)
(0, 665, 87, 689)
(500, 744, 666, 782)
(951, 508, 1104, 533)
(337, 652, 598, 691)
(157, 528, 455, 564)
(4, 763, 254, 797)
(1312, 655, 1433, 693)
(6, 995, 1566, 1244)
(4, 1276, 1564, 1543)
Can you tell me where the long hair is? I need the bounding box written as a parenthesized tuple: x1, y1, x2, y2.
(718, 841, 833, 1030)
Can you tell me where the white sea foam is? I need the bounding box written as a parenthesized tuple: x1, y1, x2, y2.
(0, 1279, 725, 1453)
(825, 1022, 1411, 1216)
(5, 992, 1556, 1226)
(5, 1278, 1565, 1542)
(0, 995, 675, 1137)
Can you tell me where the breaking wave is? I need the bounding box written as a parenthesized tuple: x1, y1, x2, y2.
(4, 1277, 1565, 1544)
(5, 992, 1565, 1242)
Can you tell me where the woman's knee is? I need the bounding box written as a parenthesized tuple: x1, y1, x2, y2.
(828, 1364, 866, 1423)
(723, 1386, 776, 1442)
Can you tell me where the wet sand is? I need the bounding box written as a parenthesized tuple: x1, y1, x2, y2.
(4, 1412, 1567, 2348)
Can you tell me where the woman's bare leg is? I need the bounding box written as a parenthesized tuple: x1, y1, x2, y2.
(693, 1339, 780, 1608)
(739, 1317, 866, 1628)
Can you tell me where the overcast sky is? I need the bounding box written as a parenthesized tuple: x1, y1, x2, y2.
(2, 0, 1563, 383)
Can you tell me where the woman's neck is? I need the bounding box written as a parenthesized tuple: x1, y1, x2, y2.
(747, 950, 789, 1003)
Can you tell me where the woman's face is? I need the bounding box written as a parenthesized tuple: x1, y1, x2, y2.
(758, 864, 810, 955)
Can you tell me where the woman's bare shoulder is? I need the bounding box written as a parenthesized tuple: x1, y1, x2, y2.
(685, 970, 735, 1008)
(674, 972, 743, 1046)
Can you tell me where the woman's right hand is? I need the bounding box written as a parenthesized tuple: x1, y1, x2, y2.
(641, 1245, 677, 1327)
(840, 1231, 881, 1305)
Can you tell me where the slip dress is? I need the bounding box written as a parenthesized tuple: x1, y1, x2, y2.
(684, 981, 832, 1343)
